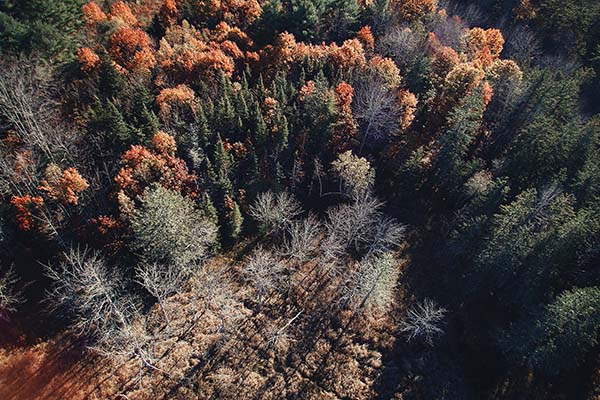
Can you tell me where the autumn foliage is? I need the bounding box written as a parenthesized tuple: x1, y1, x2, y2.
(76, 47, 101, 72)
(156, 84, 196, 117)
(331, 82, 359, 153)
(394, 0, 438, 21)
(39, 164, 89, 206)
(10, 195, 44, 231)
(114, 131, 197, 213)
(108, 27, 156, 74)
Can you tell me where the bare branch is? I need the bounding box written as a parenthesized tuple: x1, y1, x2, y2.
(399, 299, 447, 345)
(0, 266, 23, 315)
(281, 213, 321, 264)
(135, 262, 185, 326)
(249, 191, 303, 235)
(242, 246, 287, 304)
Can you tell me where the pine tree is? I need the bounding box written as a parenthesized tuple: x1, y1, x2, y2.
(252, 100, 268, 147)
(213, 135, 232, 179)
(200, 192, 219, 227)
(225, 197, 243, 241)
(194, 104, 212, 150)
(0, 0, 82, 58)
(90, 100, 132, 148)
(98, 59, 125, 101)
(433, 85, 485, 195)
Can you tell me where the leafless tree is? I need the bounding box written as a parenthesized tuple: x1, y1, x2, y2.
(324, 195, 383, 254)
(341, 253, 400, 312)
(428, 6, 467, 49)
(0, 56, 74, 162)
(321, 195, 405, 274)
(249, 191, 303, 235)
(46, 247, 159, 369)
(188, 266, 244, 340)
(399, 298, 447, 345)
(242, 246, 287, 304)
(263, 310, 303, 351)
(281, 213, 321, 264)
(366, 217, 406, 258)
(0, 266, 23, 315)
(353, 77, 400, 152)
(502, 25, 541, 66)
(136, 263, 185, 327)
(378, 26, 422, 70)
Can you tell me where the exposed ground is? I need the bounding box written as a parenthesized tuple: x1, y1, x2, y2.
(0, 247, 413, 400)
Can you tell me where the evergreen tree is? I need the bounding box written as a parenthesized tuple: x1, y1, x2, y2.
(90, 100, 132, 149)
(0, 0, 82, 58)
(98, 59, 126, 101)
(432, 86, 485, 195)
(502, 286, 600, 376)
(226, 197, 243, 242)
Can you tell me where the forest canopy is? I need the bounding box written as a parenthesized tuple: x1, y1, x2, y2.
(0, 1, 599, 399)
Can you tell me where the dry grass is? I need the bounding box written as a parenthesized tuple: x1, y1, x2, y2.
(0, 245, 411, 400)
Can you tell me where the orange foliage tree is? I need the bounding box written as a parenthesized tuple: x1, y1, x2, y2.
(114, 131, 198, 214)
(108, 1, 139, 27)
(356, 26, 375, 53)
(156, 21, 236, 84)
(108, 27, 156, 74)
(330, 82, 359, 154)
(367, 56, 402, 89)
(82, 1, 107, 25)
(156, 84, 196, 118)
(39, 164, 89, 206)
(465, 28, 505, 67)
(265, 32, 366, 74)
(394, 0, 438, 21)
(10, 195, 44, 232)
(76, 47, 101, 72)
(397, 89, 418, 130)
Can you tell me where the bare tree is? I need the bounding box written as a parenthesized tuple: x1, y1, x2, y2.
(0, 56, 74, 162)
(188, 266, 244, 340)
(321, 195, 405, 275)
(366, 217, 406, 258)
(324, 195, 383, 255)
(249, 191, 303, 235)
(263, 310, 303, 351)
(0, 266, 23, 315)
(378, 26, 422, 71)
(341, 253, 400, 312)
(281, 213, 321, 264)
(46, 247, 158, 369)
(353, 77, 399, 152)
(399, 299, 447, 345)
(135, 263, 185, 327)
(242, 247, 287, 305)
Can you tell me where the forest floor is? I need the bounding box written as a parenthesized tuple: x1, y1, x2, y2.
(0, 244, 413, 400)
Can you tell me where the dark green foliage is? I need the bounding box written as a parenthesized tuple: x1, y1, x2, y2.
(255, 0, 360, 43)
(98, 59, 126, 101)
(89, 100, 133, 149)
(502, 286, 600, 375)
(433, 86, 485, 196)
(498, 70, 590, 190)
(0, 0, 82, 59)
(226, 199, 243, 242)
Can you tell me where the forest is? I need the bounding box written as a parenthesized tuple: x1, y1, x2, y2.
(0, 0, 600, 399)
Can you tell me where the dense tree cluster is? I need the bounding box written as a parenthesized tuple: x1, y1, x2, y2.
(1, 0, 600, 399)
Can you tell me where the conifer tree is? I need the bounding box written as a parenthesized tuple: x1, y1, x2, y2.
(433, 85, 485, 195)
